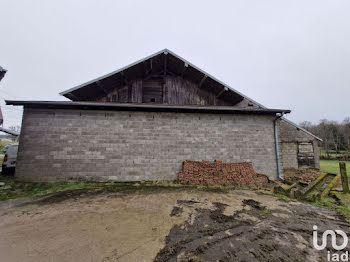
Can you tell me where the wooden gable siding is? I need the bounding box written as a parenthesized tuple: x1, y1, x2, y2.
(131, 80, 143, 103)
(100, 80, 143, 103)
(143, 81, 163, 103)
(97, 76, 231, 106)
(164, 76, 230, 106)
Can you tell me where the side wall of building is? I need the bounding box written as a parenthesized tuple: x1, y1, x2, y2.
(16, 108, 279, 182)
(279, 120, 320, 169)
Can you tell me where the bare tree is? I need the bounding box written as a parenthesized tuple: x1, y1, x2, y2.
(299, 121, 313, 130)
(343, 117, 350, 151)
(301, 118, 350, 158)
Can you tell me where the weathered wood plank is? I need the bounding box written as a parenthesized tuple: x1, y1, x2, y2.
(340, 162, 349, 193)
(95, 75, 232, 106)
(164, 76, 230, 106)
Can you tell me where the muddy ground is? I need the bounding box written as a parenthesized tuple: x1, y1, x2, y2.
(0, 187, 349, 262)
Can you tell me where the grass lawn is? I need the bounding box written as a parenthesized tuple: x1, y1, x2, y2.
(320, 159, 350, 176)
(320, 149, 350, 158)
(0, 176, 104, 201)
(0, 176, 237, 202)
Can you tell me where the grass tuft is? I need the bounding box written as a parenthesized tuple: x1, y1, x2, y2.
(0, 176, 101, 201)
(311, 197, 350, 223)
(262, 208, 272, 215)
(257, 189, 295, 202)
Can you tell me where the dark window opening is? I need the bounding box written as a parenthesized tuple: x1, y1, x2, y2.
(106, 97, 110, 102)
(297, 142, 315, 168)
(150, 98, 155, 102)
(112, 94, 117, 102)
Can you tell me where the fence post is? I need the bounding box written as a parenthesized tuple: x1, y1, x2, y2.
(339, 162, 349, 194)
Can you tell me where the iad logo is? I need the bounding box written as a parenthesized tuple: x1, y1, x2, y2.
(313, 225, 348, 251)
(313, 225, 349, 261)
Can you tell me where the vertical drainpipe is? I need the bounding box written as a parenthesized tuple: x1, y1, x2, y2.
(273, 113, 284, 180)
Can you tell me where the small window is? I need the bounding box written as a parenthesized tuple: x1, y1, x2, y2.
(106, 97, 110, 102)
(112, 94, 117, 102)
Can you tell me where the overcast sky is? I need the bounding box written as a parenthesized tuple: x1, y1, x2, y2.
(1, 0, 349, 128)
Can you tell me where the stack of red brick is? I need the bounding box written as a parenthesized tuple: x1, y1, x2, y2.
(178, 160, 269, 186)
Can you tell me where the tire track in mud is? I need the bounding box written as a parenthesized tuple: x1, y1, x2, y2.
(155, 199, 350, 262)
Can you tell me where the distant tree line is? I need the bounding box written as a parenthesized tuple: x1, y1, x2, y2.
(299, 118, 350, 158)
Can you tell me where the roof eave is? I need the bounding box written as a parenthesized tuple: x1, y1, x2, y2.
(59, 49, 169, 97)
(281, 117, 323, 142)
(6, 100, 290, 115)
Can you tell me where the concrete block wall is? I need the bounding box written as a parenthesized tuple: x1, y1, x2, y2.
(280, 142, 298, 169)
(279, 120, 320, 169)
(16, 108, 279, 182)
(234, 98, 320, 170)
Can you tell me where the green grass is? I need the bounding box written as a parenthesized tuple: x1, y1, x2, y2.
(312, 197, 350, 223)
(0, 176, 102, 201)
(257, 187, 296, 202)
(320, 149, 350, 158)
(0, 177, 243, 201)
(262, 208, 272, 215)
(338, 205, 350, 222)
(320, 160, 350, 176)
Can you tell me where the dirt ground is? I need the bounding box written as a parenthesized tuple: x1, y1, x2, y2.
(0, 187, 349, 262)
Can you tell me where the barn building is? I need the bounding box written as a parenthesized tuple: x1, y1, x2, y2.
(7, 49, 321, 182)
